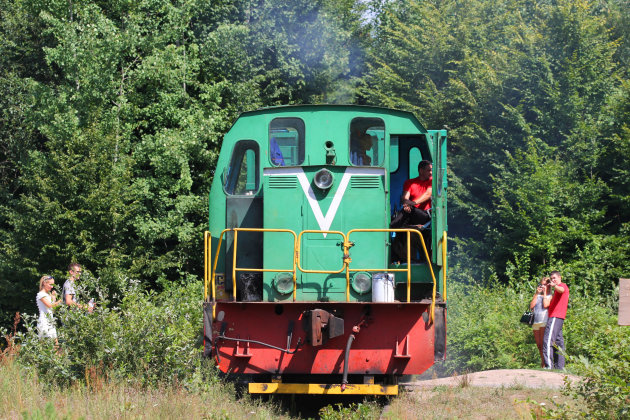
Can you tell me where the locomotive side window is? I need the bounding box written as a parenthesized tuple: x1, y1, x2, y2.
(224, 140, 259, 195)
(269, 118, 305, 166)
(350, 118, 385, 166)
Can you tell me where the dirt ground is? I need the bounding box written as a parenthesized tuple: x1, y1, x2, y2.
(380, 370, 585, 419)
(404, 368, 581, 389)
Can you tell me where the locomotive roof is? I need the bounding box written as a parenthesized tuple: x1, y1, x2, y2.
(235, 104, 428, 132)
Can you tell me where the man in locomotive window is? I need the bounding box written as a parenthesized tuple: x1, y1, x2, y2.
(350, 129, 374, 166)
(400, 160, 432, 226)
(390, 160, 432, 263)
(270, 136, 285, 166)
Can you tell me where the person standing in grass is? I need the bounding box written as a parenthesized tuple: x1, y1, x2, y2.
(36, 275, 60, 345)
(62, 262, 93, 312)
(543, 271, 570, 369)
(530, 277, 552, 367)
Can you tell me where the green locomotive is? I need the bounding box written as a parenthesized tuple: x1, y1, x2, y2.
(203, 105, 447, 395)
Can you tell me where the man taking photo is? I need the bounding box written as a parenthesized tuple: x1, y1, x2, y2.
(543, 271, 570, 369)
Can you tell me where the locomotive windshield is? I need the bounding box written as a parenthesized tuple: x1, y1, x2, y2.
(269, 118, 305, 166)
(350, 117, 385, 166)
(224, 140, 259, 195)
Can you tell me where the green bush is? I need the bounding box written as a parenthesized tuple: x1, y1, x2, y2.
(536, 294, 630, 419)
(444, 276, 630, 419)
(563, 330, 630, 419)
(13, 276, 215, 388)
(442, 278, 629, 376)
(319, 402, 380, 420)
(560, 293, 630, 419)
(440, 281, 538, 374)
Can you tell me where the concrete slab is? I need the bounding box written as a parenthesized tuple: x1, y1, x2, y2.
(402, 369, 582, 390)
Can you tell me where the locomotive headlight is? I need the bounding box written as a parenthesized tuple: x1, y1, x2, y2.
(314, 168, 334, 190)
(351, 272, 372, 294)
(273, 272, 294, 295)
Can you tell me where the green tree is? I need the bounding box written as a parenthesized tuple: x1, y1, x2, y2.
(360, 0, 627, 285)
(0, 0, 366, 327)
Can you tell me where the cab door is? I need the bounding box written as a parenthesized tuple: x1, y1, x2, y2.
(223, 140, 263, 300)
(429, 130, 447, 265)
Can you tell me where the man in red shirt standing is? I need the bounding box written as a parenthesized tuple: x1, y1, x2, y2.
(401, 160, 432, 225)
(543, 271, 570, 369)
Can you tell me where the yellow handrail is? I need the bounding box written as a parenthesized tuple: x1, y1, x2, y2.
(416, 230, 437, 323)
(207, 227, 440, 322)
(347, 228, 438, 322)
(296, 230, 347, 274)
(210, 229, 227, 305)
(210, 228, 299, 304)
(204, 231, 210, 300)
(407, 230, 411, 303)
(208, 229, 229, 319)
(348, 229, 436, 312)
(346, 229, 414, 302)
(442, 231, 447, 302)
(296, 230, 350, 301)
(232, 229, 238, 300)
(232, 228, 299, 301)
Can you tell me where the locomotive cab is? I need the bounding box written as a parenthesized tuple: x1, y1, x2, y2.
(203, 105, 447, 395)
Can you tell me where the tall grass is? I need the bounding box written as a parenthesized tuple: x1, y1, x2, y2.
(383, 385, 583, 420)
(0, 276, 290, 419)
(0, 355, 288, 420)
(4, 271, 628, 419)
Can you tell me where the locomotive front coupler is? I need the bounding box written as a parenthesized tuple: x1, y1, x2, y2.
(302, 308, 345, 347)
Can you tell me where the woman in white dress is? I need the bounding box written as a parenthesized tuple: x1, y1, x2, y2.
(36, 275, 61, 345)
(529, 277, 552, 367)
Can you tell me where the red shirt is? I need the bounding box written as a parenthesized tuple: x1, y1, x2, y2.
(402, 177, 432, 211)
(548, 282, 570, 319)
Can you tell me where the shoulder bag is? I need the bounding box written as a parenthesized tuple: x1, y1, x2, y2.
(520, 310, 534, 325)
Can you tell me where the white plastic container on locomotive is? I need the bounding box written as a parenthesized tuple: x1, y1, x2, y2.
(372, 273, 395, 302)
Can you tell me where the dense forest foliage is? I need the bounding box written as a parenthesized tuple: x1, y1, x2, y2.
(1, 0, 630, 327)
(2, 1, 630, 417)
